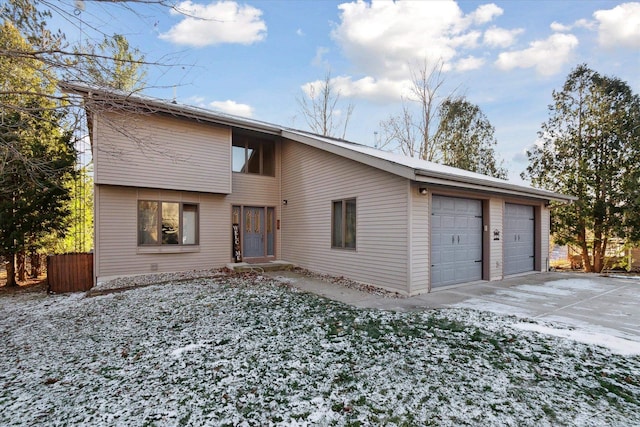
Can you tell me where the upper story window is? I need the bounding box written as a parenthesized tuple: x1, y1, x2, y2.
(138, 201, 199, 246)
(232, 133, 275, 176)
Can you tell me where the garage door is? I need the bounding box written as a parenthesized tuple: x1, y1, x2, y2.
(431, 196, 483, 288)
(504, 203, 535, 275)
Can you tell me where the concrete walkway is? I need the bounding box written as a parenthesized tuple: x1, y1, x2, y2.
(266, 270, 640, 345)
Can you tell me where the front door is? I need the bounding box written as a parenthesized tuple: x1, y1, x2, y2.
(243, 207, 265, 258)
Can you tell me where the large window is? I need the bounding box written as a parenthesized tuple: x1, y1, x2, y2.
(138, 201, 199, 246)
(332, 198, 356, 249)
(232, 134, 275, 176)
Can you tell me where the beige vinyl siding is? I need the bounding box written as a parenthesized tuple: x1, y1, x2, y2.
(95, 185, 230, 280)
(409, 182, 430, 294)
(489, 198, 504, 280)
(93, 112, 231, 194)
(227, 141, 282, 257)
(539, 205, 550, 271)
(281, 140, 409, 294)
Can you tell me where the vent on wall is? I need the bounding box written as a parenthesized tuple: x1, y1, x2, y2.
(150, 263, 158, 272)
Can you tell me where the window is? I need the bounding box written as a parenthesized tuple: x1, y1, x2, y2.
(232, 134, 275, 176)
(332, 198, 356, 249)
(138, 201, 199, 246)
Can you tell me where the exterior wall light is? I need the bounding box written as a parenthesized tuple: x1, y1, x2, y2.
(419, 188, 428, 195)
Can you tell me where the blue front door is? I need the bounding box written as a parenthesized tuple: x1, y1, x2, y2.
(243, 207, 265, 258)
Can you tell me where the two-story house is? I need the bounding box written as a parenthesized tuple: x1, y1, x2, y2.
(63, 82, 572, 295)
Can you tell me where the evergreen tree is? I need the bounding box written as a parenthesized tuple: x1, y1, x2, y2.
(436, 97, 507, 179)
(523, 64, 640, 272)
(0, 20, 76, 287)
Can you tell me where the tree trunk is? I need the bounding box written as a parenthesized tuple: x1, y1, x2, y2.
(580, 241, 593, 272)
(592, 240, 607, 273)
(30, 251, 40, 278)
(5, 254, 17, 287)
(17, 252, 26, 282)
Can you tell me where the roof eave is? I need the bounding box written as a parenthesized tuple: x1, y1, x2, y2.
(414, 170, 575, 202)
(60, 81, 282, 136)
(281, 130, 416, 180)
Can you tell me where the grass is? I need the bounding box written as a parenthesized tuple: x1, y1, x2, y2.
(0, 273, 639, 426)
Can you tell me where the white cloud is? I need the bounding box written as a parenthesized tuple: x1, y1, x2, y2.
(302, 75, 406, 103)
(454, 56, 485, 72)
(468, 3, 503, 24)
(312, 47, 330, 67)
(495, 33, 579, 76)
(296, 28, 305, 37)
(550, 21, 571, 32)
(331, 0, 501, 79)
(483, 26, 524, 48)
(594, 2, 640, 48)
(159, 1, 266, 47)
(209, 100, 254, 117)
(550, 18, 595, 32)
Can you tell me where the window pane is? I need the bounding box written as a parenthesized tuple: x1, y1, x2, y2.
(345, 199, 356, 249)
(182, 204, 198, 245)
(232, 145, 246, 172)
(262, 141, 275, 176)
(162, 202, 179, 245)
(332, 201, 343, 247)
(138, 201, 158, 245)
(246, 140, 261, 174)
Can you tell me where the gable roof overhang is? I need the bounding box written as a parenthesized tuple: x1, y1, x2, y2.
(59, 81, 282, 136)
(61, 82, 575, 204)
(282, 130, 574, 203)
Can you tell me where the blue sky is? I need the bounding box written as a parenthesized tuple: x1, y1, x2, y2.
(55, 0, 640, 180)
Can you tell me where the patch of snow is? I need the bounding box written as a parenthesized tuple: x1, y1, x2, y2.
(1, 277, 638, 426)
(171, 341, 208, 358)
(514, 322, 640, 356)
(453, 299, 535, 317)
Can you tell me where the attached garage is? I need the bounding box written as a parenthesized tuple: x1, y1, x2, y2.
(65, 83, 575, 295)
(431, 195, 483, 288)
(504, 203, 535, 275)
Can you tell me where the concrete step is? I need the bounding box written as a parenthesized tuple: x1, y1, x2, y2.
(227, 260, 295, 273)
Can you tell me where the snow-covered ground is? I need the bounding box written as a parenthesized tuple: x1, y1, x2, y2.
(1, 274, 639, 426)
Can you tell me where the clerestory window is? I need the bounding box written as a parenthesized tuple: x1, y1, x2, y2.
(232, 134, 275, 176)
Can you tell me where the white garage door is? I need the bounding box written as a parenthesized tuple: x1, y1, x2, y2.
(504, 203, 535, 275)
(431, 196, 483, 288)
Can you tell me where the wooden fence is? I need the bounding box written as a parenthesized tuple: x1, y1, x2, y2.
(47, 253, 94, 293)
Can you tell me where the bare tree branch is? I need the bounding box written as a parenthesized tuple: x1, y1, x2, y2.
(380, 59, 456, 161)
(297, 70, 355, 139)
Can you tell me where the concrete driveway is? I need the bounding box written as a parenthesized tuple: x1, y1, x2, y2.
(268, 270, 640, 354)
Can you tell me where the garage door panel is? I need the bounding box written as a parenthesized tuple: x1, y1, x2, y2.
(431, 196, 483, 288)
(504, 203, 535, 275)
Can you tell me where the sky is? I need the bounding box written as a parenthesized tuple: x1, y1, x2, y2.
(51, 0, 640, 181)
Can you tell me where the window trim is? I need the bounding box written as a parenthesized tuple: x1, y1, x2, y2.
(137, 200, 199, 247)
(331, 198, 357, 250)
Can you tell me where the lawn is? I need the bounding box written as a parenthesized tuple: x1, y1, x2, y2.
(1, 273, 639, 426)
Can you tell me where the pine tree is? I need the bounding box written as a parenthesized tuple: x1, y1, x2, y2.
(436, 97, 507, 179)
(523, 64, 640, 272)
(0, 21, 76, 287)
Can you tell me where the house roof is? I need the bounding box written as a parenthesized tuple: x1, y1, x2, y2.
(60, 81, 574, 203)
